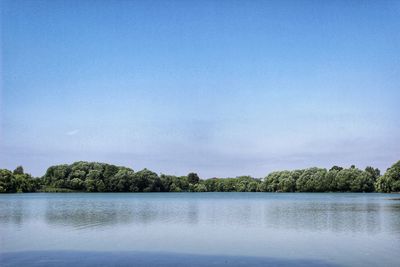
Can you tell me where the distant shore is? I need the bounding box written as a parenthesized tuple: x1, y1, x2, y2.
(1, 160, 399, 193)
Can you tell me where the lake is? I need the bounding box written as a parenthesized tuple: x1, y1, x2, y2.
(1, 193, 399, 266)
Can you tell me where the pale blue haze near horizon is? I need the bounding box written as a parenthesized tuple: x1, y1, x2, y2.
(1, 0, 399, 177)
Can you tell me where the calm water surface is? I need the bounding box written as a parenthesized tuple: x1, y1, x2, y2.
(1, 193, 399, 266)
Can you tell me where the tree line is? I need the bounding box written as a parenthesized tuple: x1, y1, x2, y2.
(0, 160, 399, 193)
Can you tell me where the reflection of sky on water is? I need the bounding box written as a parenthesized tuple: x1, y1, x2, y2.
(44, 201, 200, 228)
(0, 251, 340, 267)
(1, 193, 400, 267)
(263, 202, 386, 233)
(1, 193, 399, 234)
(0, 200, 25, 226)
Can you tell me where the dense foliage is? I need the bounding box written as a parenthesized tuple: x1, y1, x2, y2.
(375, 161, 400, 192)
(0, 166, 41, 193)
(1, 160, 400, 193)
(261, 166, 377, 192)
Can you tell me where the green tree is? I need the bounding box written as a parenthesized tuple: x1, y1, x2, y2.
(70, 178, 84, 190)
(85, 179, 97, 192)
(170, 183, 182, 192)
(0, 169, 16, 193)
(113, 168, 134, 192)
(334, 168, 368, 192)
(204, 178, 218, 192)
(264, 172, 282, 192)
(365, 166, 380, 181)
(376, 161, 400, 192)
(277, 172, 296, 192)
(194, 183, 207, 192)
(188, 173, 200, 184)
(326, 169, 340, 191)
(131, 168, 158, 192)
(350, 171, 374, 192)
(96, 180, 106, 192)
(296, 168, 327, 192)
(13, 166, 24, 175)
(329, 166, 343, 172)
(6, 160, 398, 194)
(87, 170, 102, 181)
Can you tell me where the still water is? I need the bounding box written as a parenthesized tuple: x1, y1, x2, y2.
(1, 193, 399, 266)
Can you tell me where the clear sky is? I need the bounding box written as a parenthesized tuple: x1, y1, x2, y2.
(1, 0, 399, 177)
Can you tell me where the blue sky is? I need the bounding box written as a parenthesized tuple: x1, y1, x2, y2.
(1, 0, 399, 177)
